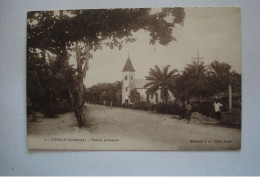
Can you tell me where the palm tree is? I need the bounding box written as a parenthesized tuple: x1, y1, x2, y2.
(207, 60, 231, 94)
(208, 60, 241, 94)
(144, 65, 178, 103)
(174, 61, 208, 101)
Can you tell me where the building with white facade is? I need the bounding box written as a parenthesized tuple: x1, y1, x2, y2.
(121, 57, 174, 105)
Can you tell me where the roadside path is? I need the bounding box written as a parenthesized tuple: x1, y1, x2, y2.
(27, 104, 241, 150)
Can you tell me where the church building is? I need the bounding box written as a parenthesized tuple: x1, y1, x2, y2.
(121, 56, 174, 105)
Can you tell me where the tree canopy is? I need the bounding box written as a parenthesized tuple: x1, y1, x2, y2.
(129, 89, 141, 103)
(28, 8, 185, 53)
(174, 61, 208, 100)
(85, 81, 122, 105)
(144, 65, 179, 103)
(174, 60, 241, 101)
(27, 8, 186, 126)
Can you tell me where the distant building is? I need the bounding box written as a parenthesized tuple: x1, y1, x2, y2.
(121, 56, 174, 105)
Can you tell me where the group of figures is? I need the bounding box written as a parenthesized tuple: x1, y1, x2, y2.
(185, 100, 223, 123)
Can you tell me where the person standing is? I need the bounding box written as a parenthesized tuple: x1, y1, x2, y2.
(83, 101, 87, 108)
(214, 100, 223, 120)
(185, 101, 192, 124)
(110, 101, 113, 109)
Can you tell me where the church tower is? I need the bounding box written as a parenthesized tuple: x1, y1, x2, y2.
(122, 55, 135, 105)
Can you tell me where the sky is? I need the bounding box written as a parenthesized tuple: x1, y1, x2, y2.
(69, 7, 241, 87)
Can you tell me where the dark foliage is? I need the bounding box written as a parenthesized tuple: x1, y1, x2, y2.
(144, 65, 178, 103)
(42, 99, 71, 117)
(195, 102, 213, 116)
(27, 8, 185, 126)
(129, 89, 141, 103)
(85, 81, 122, 105)
(152, 103, 186, 115)
(130, 101, 152, 110)
(174, 61, 241, 101)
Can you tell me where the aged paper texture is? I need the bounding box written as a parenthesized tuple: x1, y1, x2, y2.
(27, 7, 241, 150)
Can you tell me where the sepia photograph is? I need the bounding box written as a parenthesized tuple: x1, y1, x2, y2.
(27, 7, 241, 150)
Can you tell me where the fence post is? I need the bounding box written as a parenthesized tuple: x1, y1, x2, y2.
(228, 85, 232, 112)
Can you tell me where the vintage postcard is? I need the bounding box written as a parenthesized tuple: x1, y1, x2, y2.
(27, 7, 241, 150)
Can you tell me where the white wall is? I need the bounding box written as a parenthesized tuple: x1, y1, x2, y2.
(122, 71, 135, 104)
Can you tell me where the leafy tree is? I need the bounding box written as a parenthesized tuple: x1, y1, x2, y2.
(114, 81, 123, 105)
(144, 65, 179, 103)
(100, 84, 117, 104)
(27, 8, 185, 126)
(27, 49, 77, 116)
(207, 60, 241, 95)
(207, 60, 231, 94)
(174, 61, 208, 101)
(129, 89, 141, 103)
(85, 81, 122, 105)
(229, 71, 241, 93)
(27, 51, 48, 111)
(174, 60, 241, 102)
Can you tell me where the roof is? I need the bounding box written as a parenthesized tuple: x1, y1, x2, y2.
(122, 57, 135, 72)
(135, 79, 148, 89)
(212, 92, 241, 99)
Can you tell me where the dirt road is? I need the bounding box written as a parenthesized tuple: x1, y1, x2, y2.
(27, 104, 241, 150)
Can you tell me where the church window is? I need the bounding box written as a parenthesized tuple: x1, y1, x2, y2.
(125, 76, 128, 80)
(126, 87, 128, 92)
(131, 75, 133, 80)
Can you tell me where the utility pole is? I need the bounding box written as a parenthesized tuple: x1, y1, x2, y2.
(192, 49, 204, 65)
(228, 85, 232, 112)
(192, 49, 204, 75)
(192, 49, 204, 103)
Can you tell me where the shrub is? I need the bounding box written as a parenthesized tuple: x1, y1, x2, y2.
(197, 102, 214, 116)
(42, 103, 57, 117)
(43, 99, 72, 117)
(153, 102, 186, 115)
(131, 101, 152, 110)
(113, 102, 122, 107)
(190, 101, 229, 117)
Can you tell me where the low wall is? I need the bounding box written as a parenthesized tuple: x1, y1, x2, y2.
(221, 111, 241, 125)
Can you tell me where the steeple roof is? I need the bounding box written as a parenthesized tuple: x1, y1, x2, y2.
(122, 57, 135, 72)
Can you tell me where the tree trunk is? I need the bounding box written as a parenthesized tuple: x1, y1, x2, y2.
(74, 76, 87, 126)
(74, 41, 90, 127)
